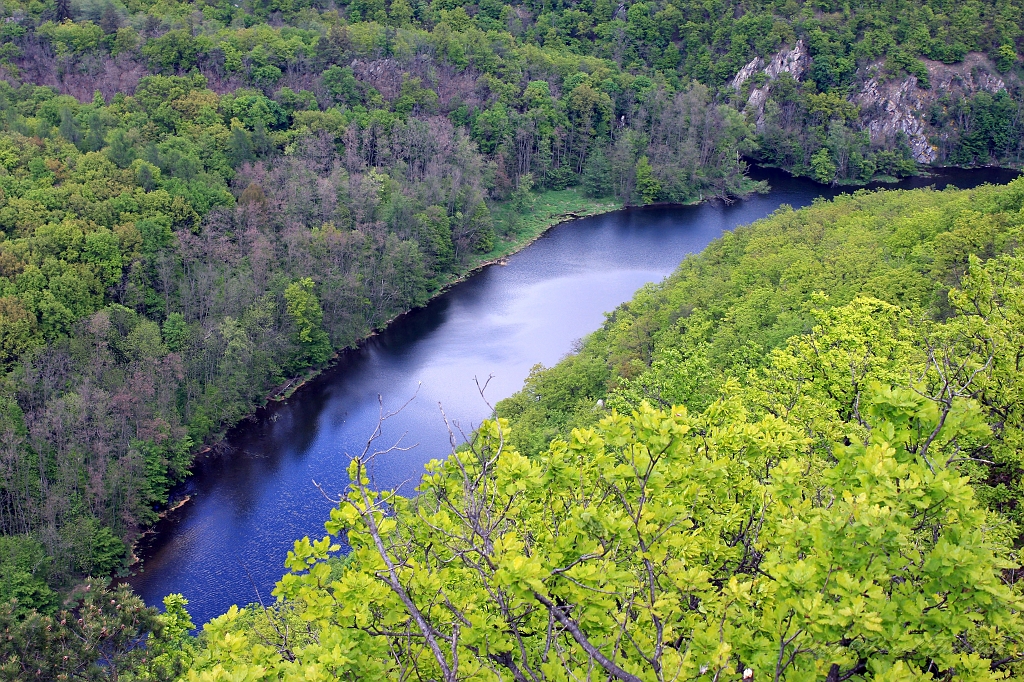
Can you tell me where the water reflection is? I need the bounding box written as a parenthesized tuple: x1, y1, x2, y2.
(127, 166, 1019, 626)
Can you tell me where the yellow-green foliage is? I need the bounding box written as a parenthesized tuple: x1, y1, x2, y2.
(182, 182, 1024, 681)
(498, 181, 1024, 456)
(0, 133, 222, 354)
(497, 181, 1024, 545)
(190, 378, 1022, 680)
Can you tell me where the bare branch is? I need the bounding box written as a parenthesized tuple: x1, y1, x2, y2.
(531, 590, 643, 682)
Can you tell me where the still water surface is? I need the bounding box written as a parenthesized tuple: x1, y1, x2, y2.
(128, 167, 1019, 626)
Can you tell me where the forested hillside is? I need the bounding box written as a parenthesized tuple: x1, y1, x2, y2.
(166, 179, 1024, 681)
(497, 180, 1024, 527)
(0, 0, 761, 605)
(1, 158, 1023, 675)
(1, 0, 1024, 652)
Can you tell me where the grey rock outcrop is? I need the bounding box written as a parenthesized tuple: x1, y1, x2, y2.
(853, 54, 1006, 163)
(733, 40, 810, 131)
(731, 44, 1010, 164)
(853, 75, 936, 162)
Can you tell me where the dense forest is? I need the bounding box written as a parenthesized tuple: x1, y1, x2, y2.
(1, 0, 1024, 669)
(5, 172, 1023, 678)
(0, 0, 766, 609)
(192, 178, 1024, 680)
(45, 176, 1016, 681)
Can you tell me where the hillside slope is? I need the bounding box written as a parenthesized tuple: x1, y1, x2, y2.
(1, 0, 1023, 629)
(178, 179, 1024, 681)
(498, 179, 1024, 529)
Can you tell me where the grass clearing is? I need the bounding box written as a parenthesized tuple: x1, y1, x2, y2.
(480, 188, 624, 263)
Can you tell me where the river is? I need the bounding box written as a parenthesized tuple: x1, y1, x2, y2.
(126, 166, 1020, 626)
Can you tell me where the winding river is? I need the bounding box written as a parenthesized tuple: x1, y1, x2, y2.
(126, 166, 1020, 626)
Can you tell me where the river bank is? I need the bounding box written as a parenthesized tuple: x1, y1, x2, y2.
(125, 166, 1022, 615)
(125, 167, 864, 622)
(118, 190, 633, 578)
(260, 181, 766, 403)
(240, 164, 1024, 408)
(752, 159, 1023, 188)
(132, 187, 627, 539)
(261, 189, 625, 405)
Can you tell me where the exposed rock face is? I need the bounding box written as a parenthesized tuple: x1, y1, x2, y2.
(853, 54, 1006, 163)
(731, 56, 765, 91)
(854, 75, 937, 162)
(733, 40, 810, 131)
(925, 53, 1006, 95)
(732, 45, 1010, 164)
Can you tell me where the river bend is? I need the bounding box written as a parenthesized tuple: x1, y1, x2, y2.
(127, 167, 1019, 626)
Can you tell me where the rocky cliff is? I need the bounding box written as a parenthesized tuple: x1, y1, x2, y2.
(731, 39, 811, 132)
(853, 54, 1007, 162)
(733, 45, 1013, 164)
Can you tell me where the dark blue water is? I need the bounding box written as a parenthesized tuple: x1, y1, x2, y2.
(126, 166, 1020, 626)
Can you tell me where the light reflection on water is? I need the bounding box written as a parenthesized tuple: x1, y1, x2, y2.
(126, 166, 1020, 626)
